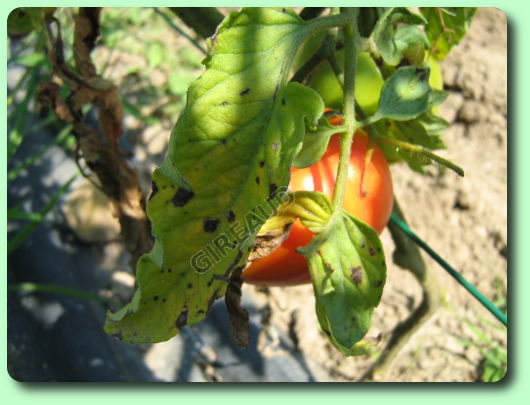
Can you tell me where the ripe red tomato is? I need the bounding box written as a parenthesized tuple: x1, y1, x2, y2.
(242, 122, 394, 286)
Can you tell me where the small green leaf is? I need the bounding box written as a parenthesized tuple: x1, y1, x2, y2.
(13, 52, 46, 67)
(371, 8, 427, 66)
(375, 112, 449, 173)
(301, 207, 386, 356)
(421, 7, 477, 61)
(394, 112, 448, 150)
(376, 66, 431, 121)
(428, 89, 449, 108)
(293, 116, 338, 168)
(104, 8, 325, 343)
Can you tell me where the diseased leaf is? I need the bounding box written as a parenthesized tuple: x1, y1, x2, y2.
(376, 66, 432, 121)
(371, 8, 427, 66)
(104, 8, 325, 343)
(421, 7, 477, 61)
(299, 199, 387, 356)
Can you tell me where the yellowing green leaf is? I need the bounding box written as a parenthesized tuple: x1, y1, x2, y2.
(104, 8, 325, 343)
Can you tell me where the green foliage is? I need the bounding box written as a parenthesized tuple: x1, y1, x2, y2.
(293, 116, 339, 168)
(8, 174, 78, 256)
(459, 318, 507, 382)
(97, 6, 474, 353)
(421, 7, 477, 61)
(376, 66, 432, 121)
(298, 197, 386, 355)
(371, 8, 427, 66)
(104, 8, 326, 343)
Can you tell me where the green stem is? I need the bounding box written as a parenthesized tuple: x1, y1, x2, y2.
(305, 12, 351, 35)
(374, 135, 464, 176)
(8, 282, 107, 303)
(331, 8, 360, 214)
(154, 8, 207, 55)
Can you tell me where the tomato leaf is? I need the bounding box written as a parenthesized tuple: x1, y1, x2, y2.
(371, 8, 427, 66)
(375, 112, 448, 173)
(293, 116, 338, 169)
(299, 204, 387, 356)
(104, 8, 324, 343)
(421, 7, 477, 61)
(376, 66, 432, 121)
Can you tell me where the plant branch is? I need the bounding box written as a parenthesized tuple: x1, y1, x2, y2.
(331, 8, 360, 214)
(154, 8, 206, 55)
(169, 7, 224, 39)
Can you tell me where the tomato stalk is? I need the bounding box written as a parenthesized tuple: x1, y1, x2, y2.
(331, 8, 362, 214)
(304, 12, 352, 36)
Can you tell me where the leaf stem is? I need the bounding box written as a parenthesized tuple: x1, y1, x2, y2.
(305, 11, 351, 35)
(331, 8, 360, 214)
(373, 135, 464, 176)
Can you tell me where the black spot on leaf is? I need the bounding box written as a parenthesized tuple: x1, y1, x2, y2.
(259, 160, 265, 168)
(269, 183, 278, 200)
(204, 218, 220, 233)
(255, 176, 260, 185)
(172, 187, 194, 207)
(240, 88, 250, 96)
(227, 210, 236, 223)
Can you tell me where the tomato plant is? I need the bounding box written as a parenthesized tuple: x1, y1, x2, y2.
(243, 126, 393, 286)
(92, 7, 474, 355)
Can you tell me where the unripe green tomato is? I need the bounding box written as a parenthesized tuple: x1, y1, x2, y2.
(309, 51, 384, 115)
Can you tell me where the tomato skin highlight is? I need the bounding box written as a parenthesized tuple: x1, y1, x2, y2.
(242, 129, 394, 286)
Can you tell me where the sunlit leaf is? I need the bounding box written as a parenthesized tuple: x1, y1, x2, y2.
(376, 66, 431, 121)
(104, 8, 325, 343)
(299, 199, 386, 355)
